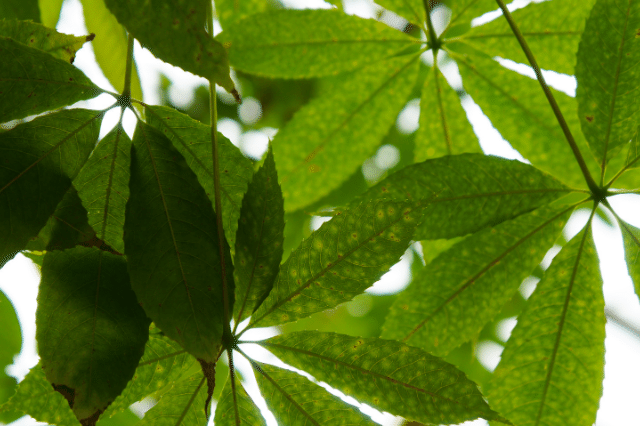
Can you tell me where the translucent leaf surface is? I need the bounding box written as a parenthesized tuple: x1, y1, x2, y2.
(217, 9, 419, 78)
(356, 153, 570, 240)
(74, 125, 131, 254)
(0, 109, 102, 268)
(488, 226, 604, 426)
(575, 0, 640, 164)
(36, 247, 149, 421)
(233, 147, 284, 325)
(146, 105, 253, 248)
(261, 331, 507, 425)
(0, 38, 99, 122)
(619, 218, 640, 302)
(214, 372, 266, 426)
(254, 362, 372, 426)
(274, 54, 419, 211)
(104, 0, 234, 92)
(248, 200, 422, 329)
(124, 121, 232, 363)
(0, 290, 20, 414)
(0, 19, 91, 63)
(38, 0, 64, 28)
(215, 0, 272, 29)
(382, 205, 572, 356)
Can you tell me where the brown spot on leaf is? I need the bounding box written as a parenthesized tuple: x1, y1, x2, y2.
(586, 115, 594, 123)
(52, 383, 75, 408)
(86, 33, 96, 42)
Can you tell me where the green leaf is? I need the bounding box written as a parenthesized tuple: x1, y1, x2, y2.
(124, 121, 233, 363)
(415, 65, 481, 161)
(575, 0, 640, 164)
(217, 9, 419, 79)
(214, 371, 266, 426)
(0, 37, 100, 122)
(0, 19, 92, 63)
(214, 0, 272, 29)
(357, 153, 570, 240)
(74, 125, 131, 254)
(253, 362, 372, 426)
(274, 54, 420, 211)
(488, 225, 605, 426)
(103, 0, 235, 92)
(382, 205, 572, 356)
(460, 0, 595, 75)
(36, 247, 149, 421)
(455, 53, 597, 189)
(619, 218, 640, 302)
(248, 199, 422, 329)
(233, 147, 284, 325)
(0, 290, 21, 416)
(0, 109, 102, 268)
(80, 0, 143, 101)
(0, 364, 80, 426)
(145, 105, 253, 249)
(261, 331, 508, 425)
(38, 0, 64, 28)
(0, 0, 39, 22)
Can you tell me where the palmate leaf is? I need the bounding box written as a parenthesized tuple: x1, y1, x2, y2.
(575, 0, 640, 164)
(247, 199, 423, 329)
(214, 368, 266, 426)
(253, 362, 372, 426)
(381, 205, 572, 356)
(0, 37, 100, 123)
(124, 121, 233, 363)
(619, 218, 640, 302)
(356, 153, 570, 240)
(36, 247, 149, 422)
(488, 223, 605, 426)
(214, 0, 273, 29)
(233, 147, 284, 325)
(74, 125, 131, 254)
(274, 54, 419, 211)
(261, 331, 508, 425)
(0, 109, 102, 268)
(217, 9, 420, 79)
(145, 105, 253, 249)
(375, 0, 493, 29)
(104, 0, 235, 93)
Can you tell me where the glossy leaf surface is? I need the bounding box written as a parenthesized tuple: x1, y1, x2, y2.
(214, 373, 266, 426)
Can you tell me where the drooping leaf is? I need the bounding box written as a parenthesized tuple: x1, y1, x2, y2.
(36, 247, 149, 422)
(0, 0, 39, 22)
(233, 147, 284, 325)
(253, 362, 373, 426)
(0, 37, 100, 122)
(103, 0, 235, 92)
(575, 0, 640, 164)
(217, 9, 420, 79)
(0, 364, 80, 426)
(80, 0, 143, 101)
(382, 205, 572, 356)
(248, 199, 422, 329)
(274, 54, 420, 211)
(145, 105, 253, 249)
(214, 370, 266, 426)
(0, 290, 21, 420)
(215, 0, 273, 29)
(0, 19, 92, 63)
(488, 224, 605, 426)
(619, 218, 640, 302)
(38, 0, 64, 28)
(356, 153, 570, 240)
(261, 331, 508, 425)
(0, 109, 102, 268)
(124, 121, 233, 363)
(74, 125, 131, 254)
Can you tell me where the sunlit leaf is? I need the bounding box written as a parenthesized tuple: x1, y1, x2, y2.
(0, 290, 20, 422)
(38, 0, 64, 28)
(215, 0, 273, 29)
(261, 331, 508, 425)
(214, 370, 266, 426)
(619, 218, 640, 302)
(375, 0, 424, 27)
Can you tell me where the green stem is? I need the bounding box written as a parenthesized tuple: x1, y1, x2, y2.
(227, 352, 240, 426)
(494, 0, 598, 194)
(123, 33, 134, 98)
(422, 0, 439, 53)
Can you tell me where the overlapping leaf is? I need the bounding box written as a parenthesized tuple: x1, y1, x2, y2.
(0, 0, 39, 22)
(234, 147, 284, 325)
(382, 205, 572, 356)
(619, 218, 640, 301)
(0, 38, 99, 122)
(0, 109, 102, 268)
(0, 290, 20, 421)
(36, 247, 149, 422)
(217, 9, 420, 79)
(214, 371, 266, 426)
(215, 0, 272, 29)
(254, 362, 372, 426)
(261, 331, 508, 425)
(248, 199, 422, 329)
(124, 121, 233, 363)
(356, 153, 570, 240)
(376, 0, 492, 29)
(575, 0, 640, 164)
(488, 225, 605, 426)
(39, 0, 64, 28)
(273, 54, 420, 211)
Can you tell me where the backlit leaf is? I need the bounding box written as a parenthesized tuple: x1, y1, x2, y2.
(375, 0, 423, 26)
(488, 225, 604, 426)
(619, 218, 640, 302)
(38, 0, 64, 28)
(217, 9, 419, 78)
(215, 0, 273, 29)
(248, 199, 422, 329)
(261, 331, 507, 425)
(0, 290, 20, 418)
(214, 371, 266, 426)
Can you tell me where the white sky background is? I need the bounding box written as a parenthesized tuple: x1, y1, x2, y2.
(0, 0, 639, 425)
